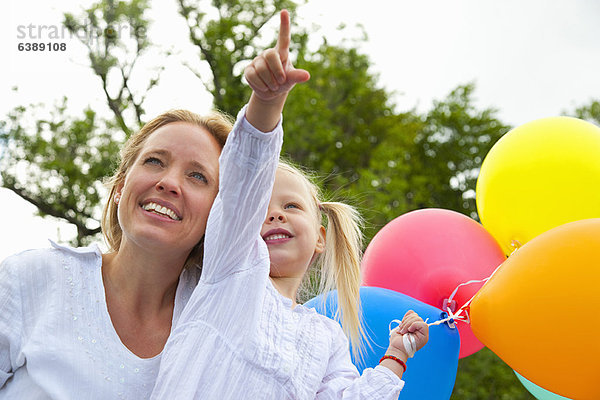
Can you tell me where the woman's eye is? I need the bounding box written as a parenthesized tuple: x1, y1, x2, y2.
(144, 157, 163, 166)
(190, 172, 207, 183)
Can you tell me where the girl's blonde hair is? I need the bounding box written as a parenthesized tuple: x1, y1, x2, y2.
(279, 161, 366, 362)
(101, 109, 234, 270)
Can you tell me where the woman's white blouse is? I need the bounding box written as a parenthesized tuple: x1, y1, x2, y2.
(151, 108, 405, 399)
(0, 241, 201, 399)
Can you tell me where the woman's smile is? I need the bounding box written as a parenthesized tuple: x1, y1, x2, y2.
(140, 200, 182, 221)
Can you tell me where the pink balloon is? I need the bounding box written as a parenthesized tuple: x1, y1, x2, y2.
(362, 208, 505, 358)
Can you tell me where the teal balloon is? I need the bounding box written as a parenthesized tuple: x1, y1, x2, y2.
(515, 371, 571, 400)
(304, 286, 459, 400)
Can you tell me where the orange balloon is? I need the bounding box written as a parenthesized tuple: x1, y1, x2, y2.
(470, 218, 600, 400)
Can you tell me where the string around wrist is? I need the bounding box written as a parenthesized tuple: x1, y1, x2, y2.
(379, 354, 407, 373)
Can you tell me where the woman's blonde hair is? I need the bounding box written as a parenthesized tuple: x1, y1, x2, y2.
(101, 109, 234, 270)
(279, 161, 366, 362)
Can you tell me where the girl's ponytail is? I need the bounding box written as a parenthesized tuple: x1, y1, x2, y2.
(318, 201, 366, 363)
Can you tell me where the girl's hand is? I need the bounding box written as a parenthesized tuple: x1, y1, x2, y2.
(244, 10, 310, 103)
(389, 310, 429, 358)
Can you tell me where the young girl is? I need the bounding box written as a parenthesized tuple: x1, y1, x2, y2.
(151, 10, 428, 399)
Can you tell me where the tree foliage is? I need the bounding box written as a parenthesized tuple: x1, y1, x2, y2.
(408, 84, 511, 219)
(283, 43, 418, 239)
(0, 99, 120, 244)
(64, 0, 160, 133)
(177, 0, 302, 115)
(284, 45, 509, 240)
(2, 0, 160, 246)
(570, 99, 600, 125)
(453, 348, 535, 399)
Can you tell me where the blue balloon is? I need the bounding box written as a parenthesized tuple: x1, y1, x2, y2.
(305, 286, 460, 400)
(515, 371, 571, 400)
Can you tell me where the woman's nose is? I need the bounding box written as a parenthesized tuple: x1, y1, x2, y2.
(155, 173, 181, 196)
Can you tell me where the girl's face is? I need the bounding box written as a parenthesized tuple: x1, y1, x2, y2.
(116, 122, 221, 258)
(261, 169, 325, 278)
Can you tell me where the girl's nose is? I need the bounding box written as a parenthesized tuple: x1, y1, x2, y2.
(267, 210, 286, 223)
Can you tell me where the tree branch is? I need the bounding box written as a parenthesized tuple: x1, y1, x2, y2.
(5, 184, 101, 237)
(182, 61, 212, 93)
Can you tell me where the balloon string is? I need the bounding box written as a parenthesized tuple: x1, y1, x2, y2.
(425, 260, 507, 328)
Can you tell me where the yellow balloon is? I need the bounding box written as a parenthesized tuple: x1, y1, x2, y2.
(476, 117, 600, 255)
(470, 218, 600, 400)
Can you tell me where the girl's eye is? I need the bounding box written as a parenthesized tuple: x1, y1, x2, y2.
(144, 157, 163, 166)
(190, 171, 208, 183)
(284, 203, 299, 210)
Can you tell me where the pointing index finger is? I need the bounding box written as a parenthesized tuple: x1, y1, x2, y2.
(275, 10, 290, 61)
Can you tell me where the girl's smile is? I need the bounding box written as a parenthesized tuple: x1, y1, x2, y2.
(262, 228, 293, 244)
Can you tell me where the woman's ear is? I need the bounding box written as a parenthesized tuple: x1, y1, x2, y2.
(315, 225, 326, 254)
(114, 182, 124, 205)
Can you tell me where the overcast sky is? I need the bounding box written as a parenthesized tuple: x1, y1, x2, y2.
(2, 0, 600, 261)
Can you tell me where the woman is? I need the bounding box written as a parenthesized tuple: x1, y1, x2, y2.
(0, 109, 231, 399)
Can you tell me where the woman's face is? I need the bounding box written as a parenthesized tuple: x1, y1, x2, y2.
(116, 122, 221, 258)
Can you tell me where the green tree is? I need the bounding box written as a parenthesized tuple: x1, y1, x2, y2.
(0, 99, 120, 244)
(2, 0, 160, 246)
(176, 0, 301, 115)
(452, 348, 534, 399)
(64, 0, 161, 133)
(570, 99, 600, 125)
(282, 42, 422, 239)
(407, 84, 511, 220)
(340, 83, 511, 240)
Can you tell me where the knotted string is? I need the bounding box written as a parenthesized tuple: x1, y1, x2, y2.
(427, 258, 507, 327)
(388, 257, 509, 336)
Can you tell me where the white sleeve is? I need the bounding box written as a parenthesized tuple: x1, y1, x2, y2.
(316, 329, 404, 400)
(199, 105, 283, 284)
(0, 256, 23, 388)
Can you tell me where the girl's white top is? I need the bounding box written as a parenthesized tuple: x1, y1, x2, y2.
(151, 108, 404, 399)
(0, 242, 201, 399)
